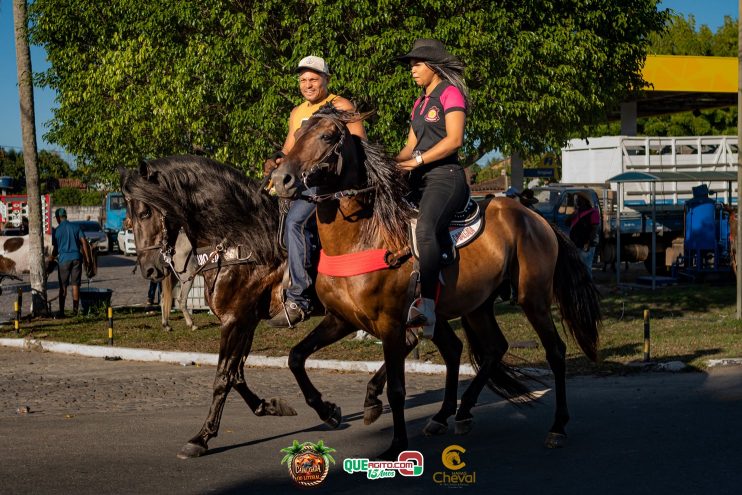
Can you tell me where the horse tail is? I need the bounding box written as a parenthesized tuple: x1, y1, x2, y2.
(460, 314, 537, 404)
(550, 225, 601, 362)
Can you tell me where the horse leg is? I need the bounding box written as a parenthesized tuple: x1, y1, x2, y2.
(378, 327, 408, 460)
(180, 276, 198, 330)
(288, 314, 355, 428)
(177, 318, 256, 459)
(455, 303, 510, 435)
(422, 319, 463, 436)
(234, 354, 296, 417)
(160, 272, 173, 332)
(522, 303, 569, 448)
(364, 328, 418, 425)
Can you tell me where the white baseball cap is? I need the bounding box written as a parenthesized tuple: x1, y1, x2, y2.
(297, 55, 330, 75)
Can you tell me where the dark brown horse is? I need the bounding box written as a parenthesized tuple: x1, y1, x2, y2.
(119, 157, 391, 458)
(272, 107, 602, 459)
(121, 158, 297, 459)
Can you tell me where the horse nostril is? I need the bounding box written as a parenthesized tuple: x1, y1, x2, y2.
(282, 173, 295, 189)
(145, 267, 155, 279)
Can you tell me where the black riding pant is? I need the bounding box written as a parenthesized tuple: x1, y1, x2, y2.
(413, 164, 469, 299)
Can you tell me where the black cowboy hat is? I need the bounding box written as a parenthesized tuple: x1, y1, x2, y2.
(397, 38, 462, 65)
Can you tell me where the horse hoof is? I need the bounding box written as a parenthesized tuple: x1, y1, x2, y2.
(258, 398, 297, 416)
(176, 442, 206, 459)
(323, 404, 342, 429)
(544, 432, 567, 448)
(363, 404, 383, 425)
(454, 418, 473, 435)
(163, 325, 172, 332)
(190, 325, 199, 331)
(423, 419, 448, 436)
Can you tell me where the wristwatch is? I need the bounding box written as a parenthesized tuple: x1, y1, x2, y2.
(413, 150, 424, 166)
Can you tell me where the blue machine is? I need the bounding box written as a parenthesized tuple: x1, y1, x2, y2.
(681, 185, 731, 272)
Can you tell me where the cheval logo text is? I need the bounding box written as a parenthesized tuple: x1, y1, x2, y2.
(343, 450, 424, 479)
(434, 444, 477, 486)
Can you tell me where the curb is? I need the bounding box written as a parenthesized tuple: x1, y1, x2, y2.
(0, 337, 482, 376)
(706, 358, 742, 367)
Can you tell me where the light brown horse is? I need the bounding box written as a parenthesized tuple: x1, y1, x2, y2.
(272, 106, 602, 459)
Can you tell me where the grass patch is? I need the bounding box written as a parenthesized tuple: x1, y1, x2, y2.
(1, 283, 740, 375)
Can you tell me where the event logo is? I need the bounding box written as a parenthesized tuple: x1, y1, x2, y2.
(434, 445, 477, 486)
(343, 450, 424, 479)
(280, 440, 335, 487)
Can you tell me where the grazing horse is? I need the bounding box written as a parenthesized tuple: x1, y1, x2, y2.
(271, 107, 602, 459)
(159, 231, 199, 331)
(119, 157, 391, 458)
(125, 217, 198, 331)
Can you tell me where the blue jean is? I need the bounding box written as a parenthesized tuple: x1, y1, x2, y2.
(284, 198, 317, 310)
(579, 246, 596, 279)
(148, 281, 161, 303)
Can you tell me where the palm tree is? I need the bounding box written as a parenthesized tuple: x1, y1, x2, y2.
(13, 0, 48, 316)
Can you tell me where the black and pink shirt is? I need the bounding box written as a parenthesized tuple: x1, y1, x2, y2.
(410, 81, 466, 166)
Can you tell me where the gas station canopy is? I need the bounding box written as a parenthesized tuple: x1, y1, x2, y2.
(612, 55, 738, 118)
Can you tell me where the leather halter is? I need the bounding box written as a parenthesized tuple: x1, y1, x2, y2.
(298, 114, 376, 203)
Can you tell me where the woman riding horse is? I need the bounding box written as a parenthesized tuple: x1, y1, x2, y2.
(395, 39, 470, 338)
(271, 104, 601, 459)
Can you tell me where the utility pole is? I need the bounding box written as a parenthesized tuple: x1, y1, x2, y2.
(13, 0, 48, 316)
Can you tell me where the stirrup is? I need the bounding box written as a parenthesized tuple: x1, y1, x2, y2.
(406, 298, 436, 338)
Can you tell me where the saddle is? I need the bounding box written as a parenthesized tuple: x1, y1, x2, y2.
(408, 197, 484, 266)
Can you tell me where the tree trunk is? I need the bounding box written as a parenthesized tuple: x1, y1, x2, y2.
(13, 0, 48, 316)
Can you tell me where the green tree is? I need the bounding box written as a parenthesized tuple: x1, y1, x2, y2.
(30, 0, 668, 180)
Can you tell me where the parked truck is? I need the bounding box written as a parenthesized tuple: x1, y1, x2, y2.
(533, 135, 738, 273)
(100, 192, 127, 249)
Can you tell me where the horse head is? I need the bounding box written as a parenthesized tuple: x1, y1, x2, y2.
(273, 105, 363, 199)
(119, 161, 185, 281)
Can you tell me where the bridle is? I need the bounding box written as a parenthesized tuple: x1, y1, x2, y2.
(129, 201, 221, 285)
(296, 114, 376, 203)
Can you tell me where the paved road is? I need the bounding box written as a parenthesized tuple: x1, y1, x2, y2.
(0, 254, 151, 321)
(1, 346, 740, 494)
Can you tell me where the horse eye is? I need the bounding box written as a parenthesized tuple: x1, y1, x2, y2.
(320, 133, 333, 143)
(140, 208, 152, 219)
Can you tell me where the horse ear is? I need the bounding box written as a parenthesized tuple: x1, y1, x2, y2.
(138, 159, 159, 182)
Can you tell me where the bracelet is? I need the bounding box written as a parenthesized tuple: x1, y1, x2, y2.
(413, 150, 424, 166)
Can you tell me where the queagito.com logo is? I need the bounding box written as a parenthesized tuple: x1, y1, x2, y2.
(343, 450, 424, 479)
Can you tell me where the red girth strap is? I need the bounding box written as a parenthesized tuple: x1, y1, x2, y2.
(318, 249, 391, 277)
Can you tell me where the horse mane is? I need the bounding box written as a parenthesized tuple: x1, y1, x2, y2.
(120, 155, 282, 264)
(312, 106, 413, 251)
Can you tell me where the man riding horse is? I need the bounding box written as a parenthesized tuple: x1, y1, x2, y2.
(264, 56, 366, 328)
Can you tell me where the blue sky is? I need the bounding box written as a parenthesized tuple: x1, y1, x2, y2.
(0, 0, 738, 163)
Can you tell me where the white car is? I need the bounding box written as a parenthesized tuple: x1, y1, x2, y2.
(117, 229, 136, 255)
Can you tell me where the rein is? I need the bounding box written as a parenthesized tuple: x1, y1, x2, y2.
(129, 202, 259, 285)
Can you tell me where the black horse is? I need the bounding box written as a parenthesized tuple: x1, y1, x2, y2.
(120, 156, 394, 458)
